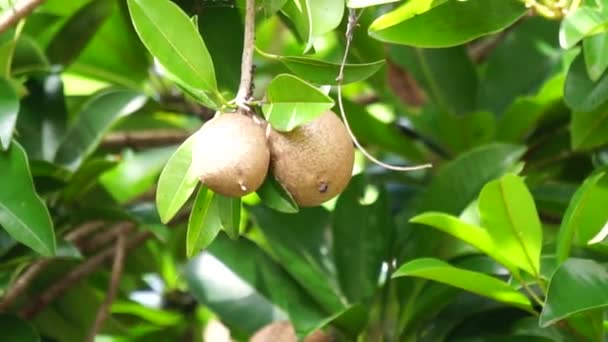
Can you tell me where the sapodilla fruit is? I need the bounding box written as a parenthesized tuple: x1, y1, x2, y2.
(191, 113, 269, 197)
(268, 111, 354, 207)
(250, 321, 331, 342)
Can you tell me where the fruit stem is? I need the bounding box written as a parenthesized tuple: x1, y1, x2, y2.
(336, 9, 432, 172)
(235, 0, 256, 112)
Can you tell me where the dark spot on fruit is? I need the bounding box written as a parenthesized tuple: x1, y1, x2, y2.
(318, 182, 328, 193)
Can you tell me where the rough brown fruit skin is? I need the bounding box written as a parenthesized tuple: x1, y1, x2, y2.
(250, 321, 331, 342)
(268, 111, 354, 207)
(192, 113, 269, 197)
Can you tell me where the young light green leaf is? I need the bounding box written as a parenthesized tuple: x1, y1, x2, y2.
(369, 0, 526, 48)
(540, 258, 608, 326)
(411, 212, 518, 273)
(262, 74, 334, 131)
(583, 33, 608, 81)
(0, 77, 19, 151)
(256, 173, 299, 213)
(257, 50, 385, 85)
(216, 194, 241, 240)
(54, 89, 147, 170)
(156, 132, 199, 224)
(282, 0, 345, 52)
(127, 0, 220, 102)
(479, 173, 542, 277)
(393, 258, 533, 312)
(0, 142, 56, 256)
(556, 172, 608, 263)
(559, 6, 608, 49)
(186, 186, 222, 257)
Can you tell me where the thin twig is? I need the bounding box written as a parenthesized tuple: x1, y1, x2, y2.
(86, 234, 126, 342)
(101, 130, 193, 149)
(336, 9, 432, 172)
(63, 221, 106, 244)
(79, 222, 135, 253)
(20, 230, 152, 319)
(233, 0, 255, 111)
(0, 0, 46, 34)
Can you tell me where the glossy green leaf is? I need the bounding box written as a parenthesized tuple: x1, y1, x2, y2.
(45, 0, 114, 67)
(393, 258, 533, 311)
(410, 212, 518, 273)
(571, 100, 608, 150)
(11, 35, 50, 76)
(564, 53, 608, 112)
(0, 77, 18, 150)
(583, 33, 608, 81)
(262, 0, 288, 16)
(540, 258, 608, 326)
(156, 132, 199, 223)
(127, 0, 220, 103)
(0, 26, 21, 77)
(111, 301, 183, 326)
(216, 194, 241, 240)
(369, 0, 527, 48)
(347, 0, 398, 8)
(333, 177, 393, 302)
(250, 205, 345, 314)
(282, 0, 345, 52)
(0, 143, 55, 256)
(389, 46, 477, 115)
(258, 51, 384, 85)
(100, 146, 175, 203)
(54, 89, 147, 170)
(262, 74, 334, 131)
(0, 314, 40, 342)
(479, 174, 542, 277)
(186, 186, 221, 257)
(559, 6, 608, 49)
(556, 172, 608, 263)
(256, 173, 299, 213)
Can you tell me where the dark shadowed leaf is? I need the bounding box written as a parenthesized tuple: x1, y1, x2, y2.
(256, 174, 299, 213)
(564, 53, 608, 112)
(541, 258, 608, 326)
(0, 142, 55, 256)
(571, 101, 608, 150)
(0, 314, 39, 342)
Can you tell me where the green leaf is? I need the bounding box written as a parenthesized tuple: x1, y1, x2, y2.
(62, 158, 117, 201)
(127, 0, 220, 102)
(583, 33, 608, 81)
(0, 142, 55, 256)
(216, 194, 241, 240)
(45, 0, 115, 67)
(54, 89, 147, 170)
(0, 77, 18, 150)
(389, 46, 477, 115)
(100, 146, 176, 204)
(393, 258, 533, 311)
(333, 176, 393, 302)
(540, 258, 608, 327)
(0, 26, 21, 77)
(282, 0, 345, 52)
(156, 133, 199, 223)
(410, 212, 518, 273)
(0, 314, 40, 342)
(571, 100, 608, 150)
(258, 51, 384, 85)
(559, 6, 608, 49)
(262, 74, 334, 131)
(347, 0, 398, 8)
(256, 173, 299, 213)
(186, 186, 221, 257)
(369, 0, 527, 48)
(556, 172, 608, 263)
(478, 173, 542, 277)
(262, 0, 288, 17)
(564, 52, 608, 112)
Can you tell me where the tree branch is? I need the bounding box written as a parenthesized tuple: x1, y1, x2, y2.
(0, 0, 47, 35)
(101, 130, 193, 149)
(234, 0, 256, 111)
(86, 234, 126, 342)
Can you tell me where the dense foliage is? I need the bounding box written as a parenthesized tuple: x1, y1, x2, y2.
(0, 0, 607, 341)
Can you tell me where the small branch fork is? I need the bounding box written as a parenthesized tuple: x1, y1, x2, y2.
(233, 0, 256, 112)
(0, 0, 46, 35)
(336, 9, 432, 172)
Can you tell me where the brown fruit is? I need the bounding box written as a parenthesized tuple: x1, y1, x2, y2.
(268, 111, 354, 207)
(250, 321, 330, 342)
(191, 113, 269, 197)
